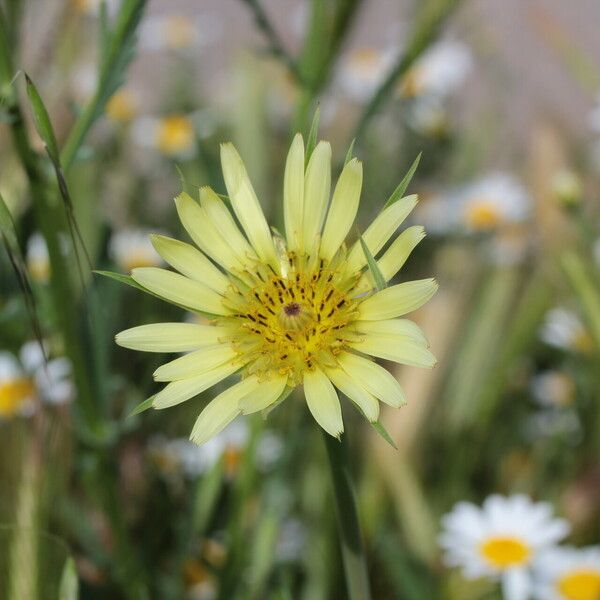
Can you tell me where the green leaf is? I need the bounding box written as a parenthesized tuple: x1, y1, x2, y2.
(344, 138, 356, 166)
(24, 73, 60, 164)
(305, 105, 320, 166)
(127, 395, 155, 418)
(371, 421, 398, 450)
(59, 557, 79, 600)
(359, 236, 386, 291)
(0, 193, 46, 360)
(384, 152, 422, 209)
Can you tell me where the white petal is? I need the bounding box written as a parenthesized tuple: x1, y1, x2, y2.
(354, 318, 429, 345)
(302, 141, 332, 251)
(349, 335, 436, 368)
(153, 345, 239, 381)
(189, 377, 258, 445)
(239, 375, 288, 414)
(150, 234, 230, 294)
(337, 351, 406, 407)
(283, 133, 305, 252)
(502, 569, 530, 600)
(131, 267, 228, 315)
(320, 158, 363, 262)
(354, 225, 425, 294)
(199, 187, 258, 262)
(303, 367, 343, 437)
(357, 279, 438, 320)
(175, 191, 245, 273)
(346, 194, 418, 273)
(152, 361, 241, 409)
(324, 366, 379, 422)
(115, 323, 231, 352)
(220, 143, 279, 269)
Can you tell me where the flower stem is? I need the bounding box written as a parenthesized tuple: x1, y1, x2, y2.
(323, 431, 371, 600)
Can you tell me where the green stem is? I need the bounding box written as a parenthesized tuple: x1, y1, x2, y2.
(323, 431, 371, 600)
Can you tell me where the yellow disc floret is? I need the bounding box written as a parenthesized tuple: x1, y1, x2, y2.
(221, 254, 360, 385)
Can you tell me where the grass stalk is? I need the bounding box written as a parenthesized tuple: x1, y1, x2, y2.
(323, 431, 371, 600)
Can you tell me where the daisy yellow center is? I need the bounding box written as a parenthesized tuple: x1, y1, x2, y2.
(350, 49, 382, 75)
(400, 66, 424, 97)
(164, 16, 197, 49)
(106, 90, 137, 124)
(465, 200, 501, 230)
(573, 330, 594, 354)
(557, 570, 600, 600)
(0, 378, 34, 418)
(27, 257, 50, 282)
(223, 260, 359, 386)
(480, 536, 531, 568)
(156, 116, 195, 156)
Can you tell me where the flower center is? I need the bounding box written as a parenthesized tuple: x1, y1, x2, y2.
(224, 263, 358, 385)
(480, 536, 530, 568)
(156, 116, 195, 156)
(464, 200, 501, 230)
(0, 379, 34, 418)
(557, 570, 600, 600)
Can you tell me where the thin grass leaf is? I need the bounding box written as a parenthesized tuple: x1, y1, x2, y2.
(305, 105, 320, 166)
(24, 73, 59, 164)
(0, 193, 46, 361)
(359, 235, 386, 291)
(344, 138, 356, 166)
(58, 557, 79, 600)
(371, 421, 398, 450)
(384, 153, 421, 209)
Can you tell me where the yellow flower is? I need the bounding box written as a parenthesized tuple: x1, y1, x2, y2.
(116, 135, 437, 444)
(156, 115, 196, 158)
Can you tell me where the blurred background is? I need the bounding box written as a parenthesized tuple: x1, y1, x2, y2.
(1, 0, 600, 598)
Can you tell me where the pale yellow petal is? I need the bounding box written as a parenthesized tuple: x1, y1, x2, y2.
(303, 367, 343, 438)
(150, 234, 230, 294)
(346, 194, 418, 273)
(189, 377, 259, 445)
(349, 335, 436, 368)
(357, 278, 438, 320)
(354, 226, 425, 294)
(220, 143, 278, 269)
(115, 322, 231, 352)
(175, 191, 244, 273)
(131, 267, 228, 315)
(283, 133, 305, 252)
(337, 351, 406, 407)
(324, 366, 379, 422)
(152, 361, 240, 409)
(354, 318, 428, 345)
(302, 141, 331, 250)
(199, 187, 257, 262)
(320, 158, 363, 262)
(153, 345, 239, 382)
(239, 374, 288, 414)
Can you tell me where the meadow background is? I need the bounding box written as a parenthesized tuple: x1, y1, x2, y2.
(1, 0, 600, 598)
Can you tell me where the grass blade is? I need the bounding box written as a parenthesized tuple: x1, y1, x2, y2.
(384, 153, 421, 209)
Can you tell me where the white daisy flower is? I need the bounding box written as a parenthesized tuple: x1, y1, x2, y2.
(440, 495, 570, 600)
(0, 352, 35, 419)
(457, 173, 531, 233)
(105, 88, 140, 125)
(148, 419, 249, 479)
(406, 96, 449, 137)
(540, 308, 593, 354)
(587, 92, 600, 135)
(400, 40, 472, 99)
(19, 341, 74, 406)
(26, 233, 50, 283)
(130, 114, 197, 159)
(530, 371, 575, 409)
(139, 13, 221, 53)
(109, 228, 164, 273)
(533, 546, 600, 600)
(338, 46, 397, 103)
